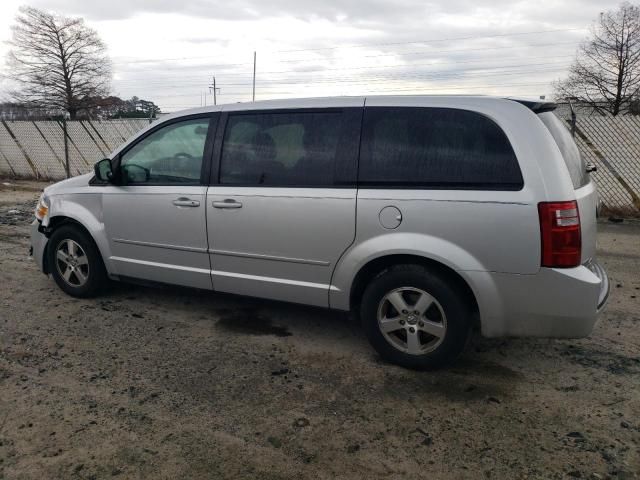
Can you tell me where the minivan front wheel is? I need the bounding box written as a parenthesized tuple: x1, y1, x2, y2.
(361, 265, 471, 369)
(48, 225, 107, 298)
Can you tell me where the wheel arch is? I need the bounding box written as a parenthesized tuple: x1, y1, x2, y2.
(44, 215, 111, 275)
(348, 254, 481, 330)
(47, 215, 92, 236)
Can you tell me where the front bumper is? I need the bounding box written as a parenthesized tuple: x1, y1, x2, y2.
(30, 219, 49, 273)
(471, 259, 610, 338)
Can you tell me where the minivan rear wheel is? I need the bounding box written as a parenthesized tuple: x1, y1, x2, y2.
(48, 225, 107, 298)
(360, 264, 471, 369)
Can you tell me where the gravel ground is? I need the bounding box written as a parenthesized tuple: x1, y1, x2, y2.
(0, 180, 639, 480)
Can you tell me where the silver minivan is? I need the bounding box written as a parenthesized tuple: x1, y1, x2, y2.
(30, 96, 610, 368)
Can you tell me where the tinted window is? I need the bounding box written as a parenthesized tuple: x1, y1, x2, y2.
(538, 111, 589, 189)
(120, 118, 209, 184)
(359, 107, 523, 189)
(220, 112, 343, 186)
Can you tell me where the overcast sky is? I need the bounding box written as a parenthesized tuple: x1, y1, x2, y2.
(0, 0, 610, 112)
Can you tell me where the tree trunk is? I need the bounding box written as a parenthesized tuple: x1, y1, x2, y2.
(613, 100, 621, 116)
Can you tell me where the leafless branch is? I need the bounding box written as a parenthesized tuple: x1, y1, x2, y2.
(555, 2, 640, 116)
(6, 6, 112, 119)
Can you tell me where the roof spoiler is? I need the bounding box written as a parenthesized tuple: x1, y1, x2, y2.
(507, 99, 557, 113)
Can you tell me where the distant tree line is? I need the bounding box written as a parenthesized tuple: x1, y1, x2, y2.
(0, 96, 161, 121)
(85, 95, 161, 119)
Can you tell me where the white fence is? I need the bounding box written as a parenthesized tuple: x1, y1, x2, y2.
(0, 119, 149, 179)
(0, 115, 639, 216)
(573, 117, 640, 215)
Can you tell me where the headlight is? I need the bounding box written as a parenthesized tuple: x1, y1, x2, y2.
(35, 193, 50, 221)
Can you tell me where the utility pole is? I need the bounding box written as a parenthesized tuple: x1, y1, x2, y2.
(252, 51, 256, 102)
(209, 76, 220, 105)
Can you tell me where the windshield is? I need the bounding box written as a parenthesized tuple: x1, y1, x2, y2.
(538, 112, 589, 189)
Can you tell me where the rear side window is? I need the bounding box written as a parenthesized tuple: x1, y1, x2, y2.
(538, 112, 589, 189)
(220, 111, 344, 186)
(359, 107, 523, 189)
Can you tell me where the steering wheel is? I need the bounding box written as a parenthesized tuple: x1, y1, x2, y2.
(122, 164, 151, 183)
(174, 152, 197, 161)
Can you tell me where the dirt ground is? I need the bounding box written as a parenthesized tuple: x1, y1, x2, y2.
(0, 179, 638, 480)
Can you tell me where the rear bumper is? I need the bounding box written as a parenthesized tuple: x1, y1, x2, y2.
(471, 260, 610, 338)
(586, 259, 610, 311)
(30, 219, 49, 273)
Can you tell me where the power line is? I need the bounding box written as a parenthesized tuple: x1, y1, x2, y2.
(240, 80, 556, 96)
(266, 41, 579, 64)
(121, 75, 560, 98)
(155, 80, 556, 108)
(215, 61, 571, 85)
(112, 39, 580, 69)
(241, 57, 570, 77)
(110, 27, 585, 66)
(112, 69, 570, 97)
(261, 27, 586, 53)
(111, 54, 575, 88)
(107, 28, 584, 109)
(114, 65, 569, 97)
(112, 55, 574, 78)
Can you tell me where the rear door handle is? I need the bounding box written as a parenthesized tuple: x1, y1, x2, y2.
(172, 197, 200, 207)
(212, 199, 243, 209)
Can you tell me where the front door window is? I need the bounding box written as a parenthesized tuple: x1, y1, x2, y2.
(120, 118, 210, 185)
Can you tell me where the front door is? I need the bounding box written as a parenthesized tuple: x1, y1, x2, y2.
(103, 115, 215, 289)
(206, 106, 362, 306)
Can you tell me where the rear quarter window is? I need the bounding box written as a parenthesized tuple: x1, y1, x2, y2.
(537, 112, 589, 189)
(358, 107, 523, 190)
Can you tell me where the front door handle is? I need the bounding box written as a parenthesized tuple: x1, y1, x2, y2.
(212, 199, 243, 209)
(173, 197, 200, 207)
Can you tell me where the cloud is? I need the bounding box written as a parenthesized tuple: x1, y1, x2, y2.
(23, 0, 606, 26)
(22, 0, 410, 21)
(0, 0, 614, 110)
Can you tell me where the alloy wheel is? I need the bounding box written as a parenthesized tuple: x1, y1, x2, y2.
(55, 239, 90, 287)
(376, 287, 447, 355)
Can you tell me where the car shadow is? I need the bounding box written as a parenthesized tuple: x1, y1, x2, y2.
(102, 279, 545, 400)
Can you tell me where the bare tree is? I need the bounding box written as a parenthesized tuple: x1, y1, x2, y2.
(555, 2, 640, 116)
(6, 6, 112, 119)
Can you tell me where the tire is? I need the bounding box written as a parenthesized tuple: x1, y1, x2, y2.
(47, 224, 108, 298)
(360, 264, 471, 369)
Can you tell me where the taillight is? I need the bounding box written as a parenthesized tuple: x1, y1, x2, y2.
(538, 201, 581, 268)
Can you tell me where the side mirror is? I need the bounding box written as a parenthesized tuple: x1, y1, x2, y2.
(94, 158, 114, 183)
